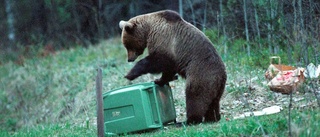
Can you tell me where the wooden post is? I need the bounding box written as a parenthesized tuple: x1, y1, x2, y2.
(96, 68, 104, 137)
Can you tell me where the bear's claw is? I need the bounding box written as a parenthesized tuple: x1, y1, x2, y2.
(154, 79, 168, 86)
(124, 75, 135, 80)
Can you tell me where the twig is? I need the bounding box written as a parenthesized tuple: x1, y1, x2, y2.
(240, 94, 267, 137)
(288, 89, 293, 137)
(241, 78, 267, 136)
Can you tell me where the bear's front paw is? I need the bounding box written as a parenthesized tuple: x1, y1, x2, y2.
(154, 79, 168, 86)
(124, 74, 135, 81)
(172, 75, 178, 81)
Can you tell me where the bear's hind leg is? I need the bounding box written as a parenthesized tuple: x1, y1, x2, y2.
(186, 98, 206, 125)
(204, 99, 221, 123)
(185, 82, 208, 125)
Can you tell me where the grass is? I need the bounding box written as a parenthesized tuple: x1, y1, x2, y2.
(1, 109, 319, 136)
(0, 123, 96, 137)
(0, 39, 129, 132)
(0, 35, 319, 136)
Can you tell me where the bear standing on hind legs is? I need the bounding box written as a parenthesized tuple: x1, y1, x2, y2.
(119, 10, 227, 125)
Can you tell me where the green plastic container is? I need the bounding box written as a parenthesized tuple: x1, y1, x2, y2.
(103, 82, 176, 135)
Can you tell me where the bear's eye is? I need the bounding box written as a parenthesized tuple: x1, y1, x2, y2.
(124, 44, 132, 50)
(135, 49, 144, 55)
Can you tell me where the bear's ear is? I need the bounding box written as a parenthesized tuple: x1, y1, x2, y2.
(119, 21, 134, 33)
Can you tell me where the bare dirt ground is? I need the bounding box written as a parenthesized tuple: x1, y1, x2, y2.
(169, 76, 320, 122)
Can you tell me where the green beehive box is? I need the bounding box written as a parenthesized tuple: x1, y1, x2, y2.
(103, 82, 176, 135)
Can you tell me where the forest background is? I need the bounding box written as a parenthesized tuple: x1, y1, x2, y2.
(1, 0, 319, 64)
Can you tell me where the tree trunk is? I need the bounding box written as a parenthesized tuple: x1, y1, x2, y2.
(47, 0, 62, 47)
(293, 0, 297, 42)
(72, 0, 81, 40)
(308, 0, 319, 64)
(187, 0, 196, 25)
(179, 0, 183, 18)
(271, 0, 278, 54)
(166, 0, 179, 12)
(298, 0, 308, 64)
(243, 0, 250, 56)
(97, 0, 103, 40)
(220, 0, 227, 57)
(253, 1, 261, 49)
(5, 0, 15, 42)
(202, 0, 207, 32)
(266, 0, 272, 54)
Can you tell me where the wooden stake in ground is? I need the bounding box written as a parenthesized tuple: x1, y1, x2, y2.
(96, 68, 104, 137)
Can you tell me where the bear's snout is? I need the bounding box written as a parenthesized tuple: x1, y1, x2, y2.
(128, 58, 135, 62)
(127, 50, 138, 62)
(128, 55, 138, 62)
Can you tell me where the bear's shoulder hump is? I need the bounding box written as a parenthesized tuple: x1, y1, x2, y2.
(159, 10, 182, 23)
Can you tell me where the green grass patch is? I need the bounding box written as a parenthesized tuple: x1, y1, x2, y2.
(0, 39, 129, 131)
(1, 109, 319, 136)
(1, 31, 319, 136)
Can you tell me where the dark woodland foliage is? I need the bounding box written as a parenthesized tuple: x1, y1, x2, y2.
(0, 0, 319, 60)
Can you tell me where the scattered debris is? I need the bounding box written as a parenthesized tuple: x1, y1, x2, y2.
(233, 105, 283, 119)
(265, 56, 296, 81)
(265, 56, 305, 94)
(267, 68, 305, 94)
(170, 56, 319, 123)
(304, 63, 320, 79)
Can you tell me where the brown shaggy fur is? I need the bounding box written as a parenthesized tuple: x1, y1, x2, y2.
(119, 10, 227, 124)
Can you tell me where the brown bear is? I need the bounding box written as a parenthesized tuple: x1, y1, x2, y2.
(119, 10, 227, 124)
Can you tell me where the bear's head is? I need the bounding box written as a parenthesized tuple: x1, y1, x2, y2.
(119, 19, 148, 62)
